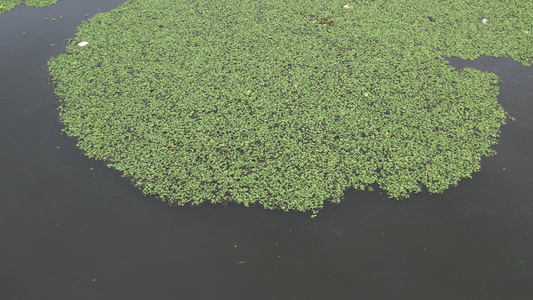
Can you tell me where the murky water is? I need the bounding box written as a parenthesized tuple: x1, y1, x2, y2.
(1, 1, 532, 299)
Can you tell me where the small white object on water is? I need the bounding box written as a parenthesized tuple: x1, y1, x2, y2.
(482, 18, 488, 24)
(77, 41, 89, 46)
(343, 4, 354, 9)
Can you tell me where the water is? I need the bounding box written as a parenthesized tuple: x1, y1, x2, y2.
(1, 1, 532, 299)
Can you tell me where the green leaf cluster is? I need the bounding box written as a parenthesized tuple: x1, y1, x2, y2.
(0, 0, 57, 14)
(48, 0, 532, 215)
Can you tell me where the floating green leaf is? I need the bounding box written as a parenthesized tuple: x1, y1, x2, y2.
(48, 0, 532, 215)
(0, 0, 58, 14)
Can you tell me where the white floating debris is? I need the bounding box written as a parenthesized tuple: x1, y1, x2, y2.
(343, 4, 354, 9)
(481, 18, 488, 24)
(77, 41, 89, 46)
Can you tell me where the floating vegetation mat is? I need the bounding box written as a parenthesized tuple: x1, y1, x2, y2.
(48, 0, 532, 215)
(0, 0, 57, 13)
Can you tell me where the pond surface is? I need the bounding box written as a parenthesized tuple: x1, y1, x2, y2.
(1, 1, 532, 299)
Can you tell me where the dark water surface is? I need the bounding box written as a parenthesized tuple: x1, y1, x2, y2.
(1, 1, 532, 299)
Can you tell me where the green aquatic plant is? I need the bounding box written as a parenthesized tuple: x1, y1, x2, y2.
(48, 0, 532, 215)
(0, 0, 57, 14)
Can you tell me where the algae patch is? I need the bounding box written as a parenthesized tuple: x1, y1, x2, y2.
(48, 0, 533, 215)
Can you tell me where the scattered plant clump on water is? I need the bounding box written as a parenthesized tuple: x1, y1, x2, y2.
(0, 0, 57, 13)
(48, 0, 532, 215)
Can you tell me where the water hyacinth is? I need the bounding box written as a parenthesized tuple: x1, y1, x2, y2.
(0, 0, 58, 13)
(48, 0, 533, 215)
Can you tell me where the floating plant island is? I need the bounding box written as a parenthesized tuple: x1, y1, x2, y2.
(0, 0, 57, 14)
(48, 0, 532, 215)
